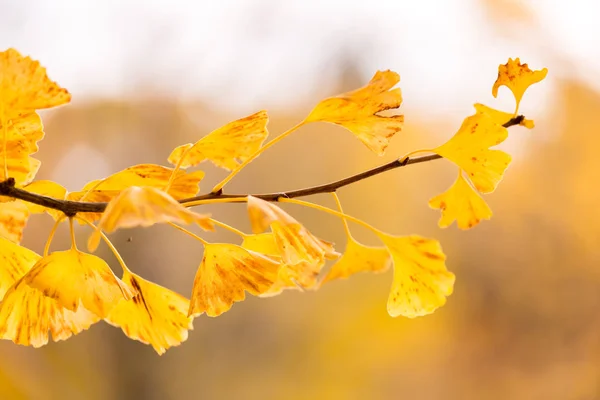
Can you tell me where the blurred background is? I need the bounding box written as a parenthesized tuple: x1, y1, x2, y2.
(1, 0, 599, 399)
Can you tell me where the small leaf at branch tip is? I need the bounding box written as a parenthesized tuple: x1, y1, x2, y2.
(305, 70, 403, 155)
(377, 234, 455, 318)
(429, 172, 492, 230)
(168, 110, 269, 171)
(492, 58, 548, 112)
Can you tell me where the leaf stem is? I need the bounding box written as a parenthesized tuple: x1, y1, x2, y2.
(68, 217, 78, 251)
(44, 216, 66, 256)
(331, 192, 352, 239)
(79, 217, 131, 273)
(210, 218, 247, 238)
(167, 222, 209, 246)
(211, 121, 305, 193)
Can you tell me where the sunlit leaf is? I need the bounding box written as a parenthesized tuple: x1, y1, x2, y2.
(0, 112, 45, 185)
(429, 172, 492, 229)
(189, 243, 280, 317)
(0, 239, 99, 347)
(0, 200, 29, 243)
(88, 186, 213, 252)
(247, 196, 339, 286)
(321, 237, 391, 284)
(474, 103, 534, 129)
(378, 234, 455, 318)
(105, 270, 193, 355)
(434, 113, 511, 194)
(24, 249, 134, 318)
(305, 70, 403, 155)
(0, 48, 70, 112)
(492, 58, 548, 113)
(168, 110, 269, 171)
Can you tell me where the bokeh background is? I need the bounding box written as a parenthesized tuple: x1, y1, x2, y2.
(1, 1, 599, 399)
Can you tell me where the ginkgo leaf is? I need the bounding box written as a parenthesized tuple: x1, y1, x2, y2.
(0, 112, 45, 185)
(0, 48, 70, 112)
(168, 110, 269, 171)
(321, 237, 392, 284)
(474, 103, 534, 129)
(0, 200, 30, 243)
(492, 58, 548, 113)
(189, 243, 280, 317)
(24, 249, 135, 318)
(434, 113, 511, 194)
(23, 180, 67, 219)
(429, 172, 493, 229)
(377, 234, 455, 318)
(0, 238, 99, 347)
(0, 280, 99, 348)
(88, 186, 213, 252)
(241, 232, 305, 295)
(105, 270, 193, 355)
(247, 196, 339, 286)
(304, 70, 403, 155)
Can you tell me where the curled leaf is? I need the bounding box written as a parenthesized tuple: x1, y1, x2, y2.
(189, 243, 280, 317)
(378, 234, 455, 318)
(492, 58, 548, 113)
(305, 70, 403, 155)
(429, 172, 492, 229)
(474, 103, 534, 129)
(434, 113, 511, 194)
(88, 186, 213, 252)
(24, 249, 134, 318)
(321, 237, 391, 284)
(168, 110, 269, 171)
(105, 270, 193, 355)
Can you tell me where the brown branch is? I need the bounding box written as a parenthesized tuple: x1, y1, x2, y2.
(0, 115, 525, 216)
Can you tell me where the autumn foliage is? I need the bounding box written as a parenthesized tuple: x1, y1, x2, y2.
(0, 49, 547, 354)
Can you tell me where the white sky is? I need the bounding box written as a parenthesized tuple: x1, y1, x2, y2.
(1, 0, 599, 119)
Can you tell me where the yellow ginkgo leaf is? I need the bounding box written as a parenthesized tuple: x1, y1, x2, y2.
(241, 232, 305, 295)
(0, 200, 30, 244)
(321, 237, 391, 284)
(492, 58, 548, 113)
(434, 113, 511, 194)
(0, 238, 99, 347)
(0, 112, 45, 185)
(474, 103, 535, 129)
(247, 196, 339, 285)
(24, 249, 135, 318)
(88, 186, 213, 252)
(0, 279, 99, 348)
(23, 180, 67, 219)
(429, 172, 493, 229)
(0, 48, 71, 111)
(105, 270, 193, 355)
(378, 234, 455, 318)
(304, 70, 403, 155)
(168, 110, 269, 171)
(189, 243, 280, 317)
(0, 236, 39, 298)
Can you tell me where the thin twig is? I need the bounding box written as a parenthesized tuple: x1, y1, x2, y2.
(0, 115, 525, 216)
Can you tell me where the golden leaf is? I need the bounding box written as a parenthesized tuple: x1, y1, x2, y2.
(241, 232, 304, 296)
(168, 110, 269, 171)
(429, 172, 493, 229)
(0, 112, 45, 185)
(304, 70, 403, 155)
(474, 103, 534, 129)
(247, 196, 339, 286)
(105, 270, 193, 355)
(378, 234, 455, 318)
(24, 249, 134, 318)
(23, 180, 67, 219)
(68, 164, 205, 223)
(0, 238, 99, 347)
(434, 113, 511, 194)
(321, 237, 391, 284)
(189, 243, 280, 317)
(492, 58, 548, 112)
(0, 48, 70, 112)
(88, 186, 213, 251)
(0, 200, 29, 243)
